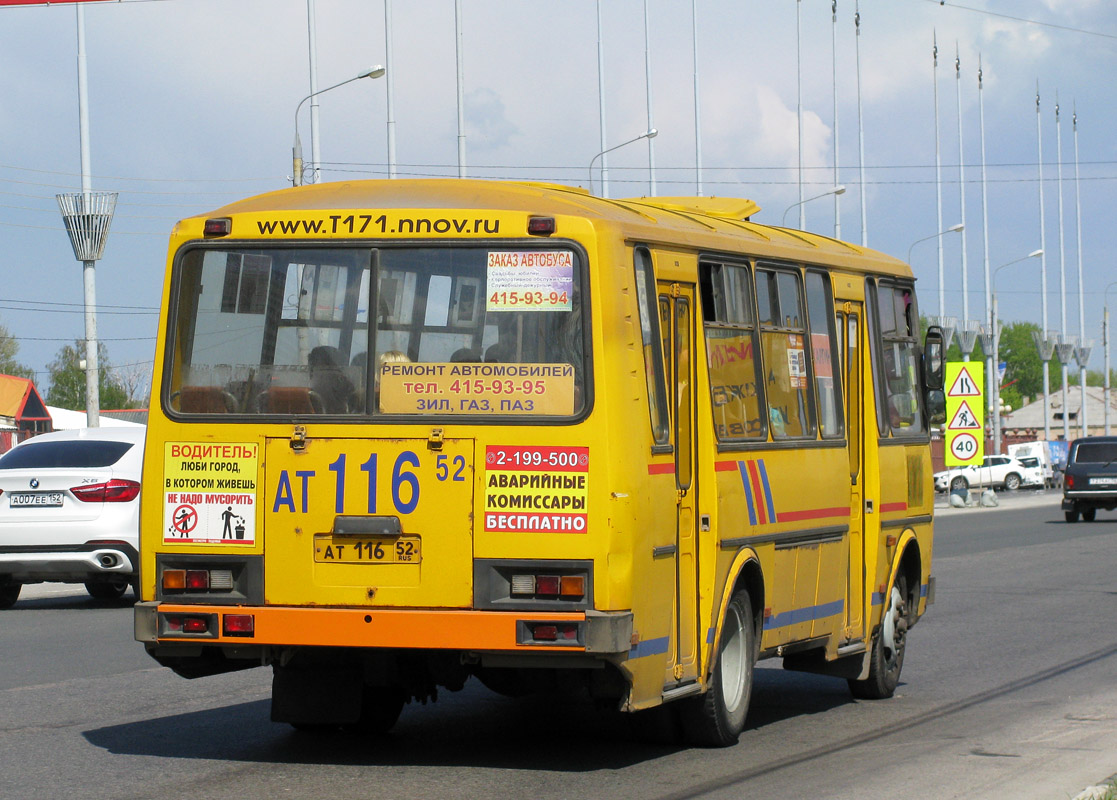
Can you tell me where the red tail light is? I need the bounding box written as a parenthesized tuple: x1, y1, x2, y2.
(71, 479, 141, 503)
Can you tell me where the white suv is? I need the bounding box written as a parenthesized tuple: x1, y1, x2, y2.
(934, 455, 1043, 493)
(0, 426, 144, 608)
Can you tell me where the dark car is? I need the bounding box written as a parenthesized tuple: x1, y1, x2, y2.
(1061, 436, 1117, 522)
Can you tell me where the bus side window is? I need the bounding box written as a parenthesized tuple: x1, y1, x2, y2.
(756, 265, 816, 440)
(805, 271, 844, 438)
(634, 248, 670, 445)
(869, 280, 925, 436)
(699, 261, 765, 441)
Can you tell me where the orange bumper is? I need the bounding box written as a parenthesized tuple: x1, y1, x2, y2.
(137, 602, 590, 652)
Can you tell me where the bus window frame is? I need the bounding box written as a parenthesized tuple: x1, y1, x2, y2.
(634, 246, 671, 449)
(755, 261, 818, 442)
(161, 238, 594, 426)
(867, 277, 929, 442)
(698, 257, 768, 445)
(804, 269, 846, 440)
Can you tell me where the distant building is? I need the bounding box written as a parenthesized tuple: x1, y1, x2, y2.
(1001, 386, 1117, 444)
(0, 374, 52, 453)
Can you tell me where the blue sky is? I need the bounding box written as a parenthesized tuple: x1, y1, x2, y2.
(1, 0, 1115, 396)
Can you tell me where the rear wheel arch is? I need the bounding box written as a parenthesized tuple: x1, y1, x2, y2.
(710, 551, 764, 678)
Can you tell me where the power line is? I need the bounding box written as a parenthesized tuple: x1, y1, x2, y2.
(921, 0, 1117, 41)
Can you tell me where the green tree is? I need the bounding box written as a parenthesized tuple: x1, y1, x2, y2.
(0, 316, 34, 380)
(45, 341, 131, 411)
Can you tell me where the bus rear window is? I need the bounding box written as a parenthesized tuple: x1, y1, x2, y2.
(166, 246, 587, 419)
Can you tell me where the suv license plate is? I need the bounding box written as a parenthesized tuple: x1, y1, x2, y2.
(313, 535, 421, 564)
(1090, 477, 1117, 486)
(10, 492, 64, 507)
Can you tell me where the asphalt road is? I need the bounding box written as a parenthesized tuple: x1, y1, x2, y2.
(1, 489, 1114, 800)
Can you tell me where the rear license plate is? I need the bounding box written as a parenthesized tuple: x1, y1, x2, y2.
(9, 492, 64, 507)
(313, 535, 421, 564)
(1090, 477, 1117, 486)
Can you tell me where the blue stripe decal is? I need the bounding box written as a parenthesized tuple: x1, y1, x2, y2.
(738, 461, 758, 525)
(871, 592, 886, 606)
(920, 583, 929, 597)
(629, 636, 670, 659)
(758, 459, 777, 523)
(763, 599, 845, 630)
(706, 626, 716, 644)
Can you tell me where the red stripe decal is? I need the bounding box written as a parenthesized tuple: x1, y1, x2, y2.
(778, 506, 850, 522)
(714, 460, 738, 472)
(746, 461, 768, 524)
(879, 502, 908, 514)
(647, 462, 676, 475)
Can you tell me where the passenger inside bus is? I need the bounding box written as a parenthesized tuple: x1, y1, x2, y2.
(308, 345, 354, 414)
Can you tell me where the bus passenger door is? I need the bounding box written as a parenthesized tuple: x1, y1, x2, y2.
(658, 282, 699, 685)
(841, 305, 866, 641)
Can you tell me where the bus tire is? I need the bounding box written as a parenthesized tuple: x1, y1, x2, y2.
(680, 591, 755, 747)
(345, 687, 406, 735)
(849, 575, 908, 700)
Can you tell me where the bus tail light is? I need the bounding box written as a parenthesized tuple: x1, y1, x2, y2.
(521, 620, 581, 645)
(204, 217, 232, 236)
(164, 614, 210, 634)
(510, 572, 585, 600)
(223, 614, 255, 637)
(527, 216, 555, 236)
(163, 568, 236, 593)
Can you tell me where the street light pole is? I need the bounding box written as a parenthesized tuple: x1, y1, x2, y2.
(1105, 282, 1117, 435)
(292, 66, 385, 186)
(782, 186, 847, 229)
(990, 249, 1044, 453)
(589, 129, 658, 199)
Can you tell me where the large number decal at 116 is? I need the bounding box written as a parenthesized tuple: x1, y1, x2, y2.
(271, 448, 467, 515)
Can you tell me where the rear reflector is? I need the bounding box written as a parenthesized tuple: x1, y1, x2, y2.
(185, 570, 209, 590)
(223, 614, 254, 636)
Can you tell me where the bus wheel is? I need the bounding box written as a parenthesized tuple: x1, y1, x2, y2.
(680, 591, 755, 747)
(1082, 508, 1097, 522)
(345, 687, 406, 735)
(849, 577, 908, 700)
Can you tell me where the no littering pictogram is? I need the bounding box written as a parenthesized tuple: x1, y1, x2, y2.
(171, 504, 198, 537)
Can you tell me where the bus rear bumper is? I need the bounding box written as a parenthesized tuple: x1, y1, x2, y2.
(135, 601, 633, 655)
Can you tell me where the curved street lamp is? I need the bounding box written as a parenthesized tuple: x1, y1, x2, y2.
(906, 222, 964, 265)
(293, 65, 386, 186)
(589, 129, 657, 198)
(990, 249, 1044, 453)
(781, 185, 846, 229)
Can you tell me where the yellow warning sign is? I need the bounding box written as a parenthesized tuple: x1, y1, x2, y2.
(945, 362, 984, 466)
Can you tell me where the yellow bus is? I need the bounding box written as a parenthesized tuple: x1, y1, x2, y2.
(135, 179, 945, 746)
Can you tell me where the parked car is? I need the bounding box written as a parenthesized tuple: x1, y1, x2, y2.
(0, 426, 144, 609)
(933, 454, 1043, 493)
(1062, 436, 1117, 522)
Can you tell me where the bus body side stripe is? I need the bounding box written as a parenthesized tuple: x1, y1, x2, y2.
(758, 459, 777, 523)
(738, 461, 758, 525)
